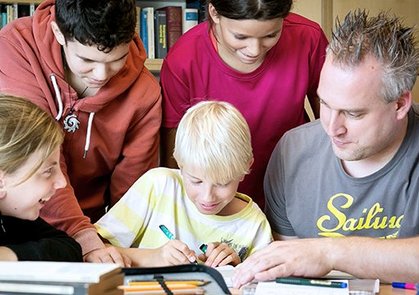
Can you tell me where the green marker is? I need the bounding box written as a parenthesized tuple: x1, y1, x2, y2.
(159, 224, 175, 240)
(199, 243, 208, 254)
(276, 277, 348, 289)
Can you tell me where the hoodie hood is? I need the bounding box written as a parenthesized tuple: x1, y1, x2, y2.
(0, 0, 149, 158)
(33, 0, 147, 113)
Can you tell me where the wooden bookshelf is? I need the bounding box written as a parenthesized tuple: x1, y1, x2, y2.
(145, 58, 163, 72)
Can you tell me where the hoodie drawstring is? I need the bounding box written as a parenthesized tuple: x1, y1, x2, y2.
(50, 74, 63, 120)
(50, 74, 95, 159)
(83, 112, 95, 159)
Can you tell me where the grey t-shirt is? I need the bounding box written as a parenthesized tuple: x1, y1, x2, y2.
(265, 106, 419, 239)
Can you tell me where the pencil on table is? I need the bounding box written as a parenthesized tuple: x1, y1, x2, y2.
(119, 284, 205, 294)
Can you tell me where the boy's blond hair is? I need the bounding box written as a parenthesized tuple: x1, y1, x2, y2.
(174, 101, 252, 184)
(0, 95, 64, 183)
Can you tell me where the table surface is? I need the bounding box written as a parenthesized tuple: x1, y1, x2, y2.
(379, 285, 416, 294)
(230, 284, 417, 294)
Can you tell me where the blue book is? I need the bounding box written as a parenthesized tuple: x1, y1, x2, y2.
(140, 8, 148, 57)
(1, 4, 7, 28)
(183, 8, 198, 33)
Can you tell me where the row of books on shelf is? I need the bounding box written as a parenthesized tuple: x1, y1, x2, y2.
(137, 5, 200, 59)
(0, 3, 38, 29)
(1, 2, 204, 61)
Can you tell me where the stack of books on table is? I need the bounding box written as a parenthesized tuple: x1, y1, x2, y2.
(0, 261, 123, 295)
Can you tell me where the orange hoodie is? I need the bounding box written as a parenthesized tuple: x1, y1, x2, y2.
(0, 0, 162, 255)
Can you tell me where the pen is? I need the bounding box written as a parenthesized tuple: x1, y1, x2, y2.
(159, 224, 197, 264)
(392, 282, 417, 290)
(276, 277, 348, 288)
(159, 224, 175, 240)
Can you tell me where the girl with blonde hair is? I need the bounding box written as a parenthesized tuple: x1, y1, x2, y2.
(0, 95, 82, 261)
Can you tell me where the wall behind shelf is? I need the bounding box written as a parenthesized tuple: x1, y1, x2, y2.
(292, 0, 419, 103)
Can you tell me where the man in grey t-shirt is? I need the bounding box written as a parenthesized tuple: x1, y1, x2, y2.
(233, 10, 419, 287)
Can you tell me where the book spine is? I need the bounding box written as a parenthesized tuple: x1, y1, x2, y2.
(183, 8, 198, 33)
(145, 7, 155, 59)
(165, 6, 182, 50)
(12, 3, 17, 20)
(18, 4, 30, 18)
(154, 10, 167, 59)
(0, 3, 37, 29)
(0, 5, 7, 28)
(135, 5, 141, 37)
(29, 3, 35, 16)
(6, 5, 13, 24)
(186, 0, 206, 23)
(0, 5, 3, 29)
(139, 8, 148, 57)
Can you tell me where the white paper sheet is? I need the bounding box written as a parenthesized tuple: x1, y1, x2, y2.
(255, 281, 349, 295)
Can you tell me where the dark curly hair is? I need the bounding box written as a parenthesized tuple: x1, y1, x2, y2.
(55, 0, 136, 53)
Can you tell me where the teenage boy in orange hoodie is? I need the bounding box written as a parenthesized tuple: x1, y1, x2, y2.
(0, 0, 161, 265)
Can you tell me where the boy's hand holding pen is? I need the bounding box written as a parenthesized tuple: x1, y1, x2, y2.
(159, 225, 240, 267)
(198, 242, 241, 267)
(159, 225, 198, 265)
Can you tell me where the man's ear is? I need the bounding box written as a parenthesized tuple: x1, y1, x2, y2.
(50, 21, 66, 46)
(0, 171, 7, 199)
(208, 3, 221, 24)
(395, 91, 412, 120)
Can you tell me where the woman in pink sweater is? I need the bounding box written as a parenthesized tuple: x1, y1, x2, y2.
(160, 0, 328, 209)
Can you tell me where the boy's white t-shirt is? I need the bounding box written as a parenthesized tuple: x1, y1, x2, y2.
(95, 167, 272, 260)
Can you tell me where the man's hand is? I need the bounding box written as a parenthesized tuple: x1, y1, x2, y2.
(232, 239, 333, 288)
(198, 242, 241, 267)
(83, 245, 132, 267)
